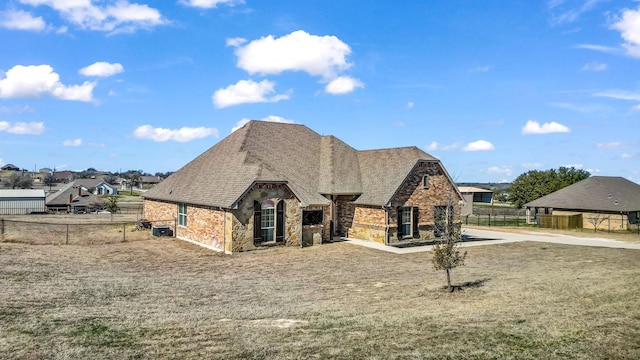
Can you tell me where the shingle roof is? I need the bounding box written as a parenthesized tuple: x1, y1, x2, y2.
(144, 121, 444, 208)
(355, 147, 437, 206)
(525, 176, 640, 212)
(46, 185, 102, 206)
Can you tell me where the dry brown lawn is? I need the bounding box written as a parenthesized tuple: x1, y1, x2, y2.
(1, 238, 639, 359)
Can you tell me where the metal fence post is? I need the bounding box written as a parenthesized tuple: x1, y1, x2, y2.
(1, 218, 4, 242)
(66, 224, 69, 245)
(123, 224, 126, 242)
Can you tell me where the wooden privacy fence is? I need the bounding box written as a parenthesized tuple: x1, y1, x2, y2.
(0, 218, 176, 245)
(538, 214, 582, 230)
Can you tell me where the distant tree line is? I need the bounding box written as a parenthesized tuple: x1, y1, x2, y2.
(507, 166, 590, 208)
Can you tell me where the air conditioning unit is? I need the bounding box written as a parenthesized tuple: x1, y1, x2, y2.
(152, 225, 173, 237)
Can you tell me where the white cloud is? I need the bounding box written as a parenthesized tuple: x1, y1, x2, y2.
(325, 76, 363, 95)
(621, 153, 637, 159)
(593, 89, 640, 110)
(486, 166, 513, 176)
(596, 141, 636, 149)
(521, 162, 543, 169)
(0, 64, 95, 101)
(406, 102, 414, 109)
(463, 140, 495, 151)
(212, 79, 289, 108)
(573, 44, 618, 54)
(563, 163, 584, 169)
(521, 120, 570, 135)
(18, 0, 166, 34)
(0, 121, 45, 135)
(133, 125, 218, 142)
(180, 0, 243, 9)
(0, 105, 35, 114)
(226, 37, 247, 47)
(425, 141, 461, 151)
(231, 115, 295, 132)
(0, 10, 46, 31)
(79, 62, 124, 77)
(581, 61, 607, 71)
(62, 138, 82, 147)
(548, 0, 601, 25)
(593, 89, 640, 101)
(470, 65, 490, 73)
(232, 30, 352, 79)
(611, 5, 640, 58)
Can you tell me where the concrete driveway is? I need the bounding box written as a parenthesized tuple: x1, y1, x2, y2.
(342, 227, 640, 254)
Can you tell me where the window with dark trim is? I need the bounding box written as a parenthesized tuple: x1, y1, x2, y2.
(254, 200, 285, 244)
(303, 210, 323, 225)
(178, 203, 187, 226)
(397, 206, 419, 239)
(261, 200, 275, 242)
(422, 175, 429, 189)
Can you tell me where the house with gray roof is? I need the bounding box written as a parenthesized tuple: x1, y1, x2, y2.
(525, 176, 640, 231)
(143, 120, 462, 253)
(46, 185, 104, 213)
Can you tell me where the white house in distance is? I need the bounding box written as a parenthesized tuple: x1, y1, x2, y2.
(0, 189, 46, 215)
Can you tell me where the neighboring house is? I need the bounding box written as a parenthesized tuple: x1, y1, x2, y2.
(46, 185, 104, 213)
(141, 176, 163, 186)
(0, 189, 46, 215)
(143, 121, 462, 254)
(53, 171, 75, 183)
(458, 186, 494, 216)
(70, 179, 118, 195)
(525, 176, 640, 231)
(1, 164, 20, 171)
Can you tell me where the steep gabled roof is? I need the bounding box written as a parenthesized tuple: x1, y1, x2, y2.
(525, 176, 640, 212)
(144, 121, 445, 209)
(354, 147, 438, 206)
(145, 121, 330, 208)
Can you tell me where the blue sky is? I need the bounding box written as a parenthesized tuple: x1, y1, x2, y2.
(0, 0, 639, 183)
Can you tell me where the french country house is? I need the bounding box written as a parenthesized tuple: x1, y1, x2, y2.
(143, 121, 462, 253)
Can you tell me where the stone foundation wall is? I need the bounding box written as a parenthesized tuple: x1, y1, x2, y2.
(230, 183, 302, 252)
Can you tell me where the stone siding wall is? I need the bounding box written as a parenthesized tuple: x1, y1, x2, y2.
(388, 162, 461, 243)
(335, 195, 355, 237)
(143, 199, 226, 251)
(179, 206, 226, 250)
(349, 205, 386, 243)
(230, 183, 302, 252)
(143, 199, 177, 231)
(302, 205, 329, 246)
